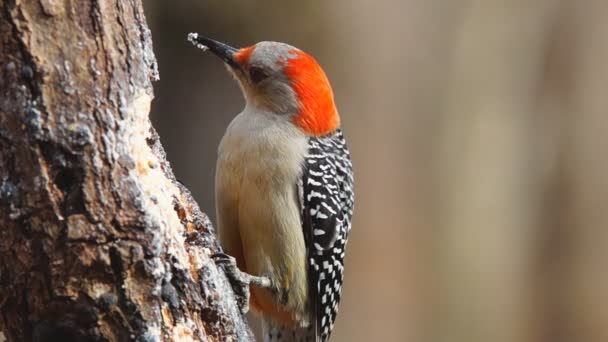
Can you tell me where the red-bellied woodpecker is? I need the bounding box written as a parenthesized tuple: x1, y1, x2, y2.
(189, 34, 354, 342)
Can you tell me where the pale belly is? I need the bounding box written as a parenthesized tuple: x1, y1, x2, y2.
(215, 110, 310, 322)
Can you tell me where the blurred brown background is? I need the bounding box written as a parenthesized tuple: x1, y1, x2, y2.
(144, 1, 608, 341)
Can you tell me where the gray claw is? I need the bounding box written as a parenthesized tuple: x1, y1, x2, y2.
(212, 252, 272, 314)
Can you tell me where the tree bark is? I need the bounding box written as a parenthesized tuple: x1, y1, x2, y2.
(0, 1, 251, 341)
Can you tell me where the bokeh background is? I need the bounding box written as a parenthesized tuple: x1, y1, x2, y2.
(143, 1, 608, 341)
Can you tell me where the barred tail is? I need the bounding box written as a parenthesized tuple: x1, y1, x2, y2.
(262, 318, 319, 342)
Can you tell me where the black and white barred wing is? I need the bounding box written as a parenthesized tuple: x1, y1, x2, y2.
(300, 129, 354, 342)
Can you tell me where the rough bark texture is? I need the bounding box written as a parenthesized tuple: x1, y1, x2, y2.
(0, 1, 251, 341)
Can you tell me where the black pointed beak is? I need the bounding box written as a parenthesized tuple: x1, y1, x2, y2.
(189, 34, 240, 70)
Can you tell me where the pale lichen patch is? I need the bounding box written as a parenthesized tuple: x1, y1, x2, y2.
(117, 90, 208, 336)
(171, 322, 195, 342)
(124, 91, 189, 266)
(88, 282, 113, 299)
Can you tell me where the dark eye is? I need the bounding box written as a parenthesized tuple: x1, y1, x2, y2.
(249, 66, 268, 84)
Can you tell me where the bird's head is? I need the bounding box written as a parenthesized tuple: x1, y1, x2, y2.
(191, 36, 340, 136)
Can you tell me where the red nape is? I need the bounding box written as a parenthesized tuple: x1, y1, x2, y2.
(284, 49, 340, 136)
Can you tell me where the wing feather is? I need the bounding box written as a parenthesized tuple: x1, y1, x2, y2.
(299, 129, 354, 342)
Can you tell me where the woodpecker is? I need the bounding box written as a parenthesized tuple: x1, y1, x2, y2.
(188, 34, 354, 342)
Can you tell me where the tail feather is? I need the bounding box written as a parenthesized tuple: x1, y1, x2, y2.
(262, 319, 319, 342)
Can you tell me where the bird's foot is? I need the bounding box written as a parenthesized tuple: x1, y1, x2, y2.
(212, 252, 272, 314)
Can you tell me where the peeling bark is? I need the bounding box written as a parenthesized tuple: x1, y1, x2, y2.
(0, 1, 251, 341)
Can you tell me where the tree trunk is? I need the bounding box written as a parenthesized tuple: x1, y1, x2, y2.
(0, 1, 251, 341)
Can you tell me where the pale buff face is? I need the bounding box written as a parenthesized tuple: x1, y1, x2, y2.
(228, 42, 302, 115)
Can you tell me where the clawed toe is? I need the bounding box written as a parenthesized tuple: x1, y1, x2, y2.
(211, 252, 274, 314)
(212, 252, 254, 314)
(211, 252, 236, 265)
